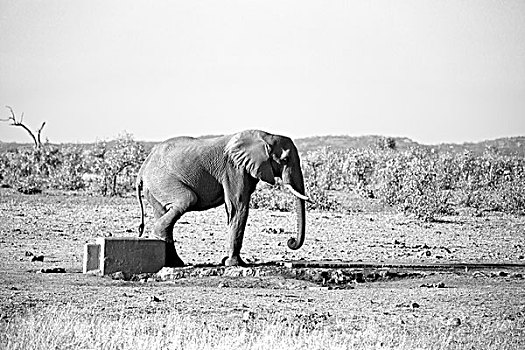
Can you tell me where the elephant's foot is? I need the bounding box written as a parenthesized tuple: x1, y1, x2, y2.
(165, 255, 185, 267)
(223, 255, 246, 267)
(165, 244, 185, 267)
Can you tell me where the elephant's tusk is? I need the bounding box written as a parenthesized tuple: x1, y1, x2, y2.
(284, 184, 313, 203)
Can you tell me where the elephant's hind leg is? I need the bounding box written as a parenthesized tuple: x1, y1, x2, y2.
(145, 189, 167, 220)
(153, 189, 197, 267)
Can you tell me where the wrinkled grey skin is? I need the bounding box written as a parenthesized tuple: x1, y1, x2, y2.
(136, 130, 308, 267)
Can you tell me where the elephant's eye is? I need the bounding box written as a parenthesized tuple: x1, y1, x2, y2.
(280, 149, 291, 164)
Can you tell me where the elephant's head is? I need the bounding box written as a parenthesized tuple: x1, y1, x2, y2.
(226, 130, 309, 250)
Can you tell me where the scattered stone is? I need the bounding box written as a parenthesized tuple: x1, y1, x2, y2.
(150, 295, 163, 302)
(420, 282, 446, 288)
(224, 267, 245, 277)
(308, 286, 330, 291)
(132, 273, 151, 282)
(25, 251, 33, 256)
(419, 250, 432, 257)
(40, 267, 66, 273)
(31, 255, 44, 262)
(242, 310, 256, 322)
(110, 271, 130, 280)
(445, 317, 461, 327)
(262, 227, 284, 234)
(200, 268, 222, 277)
(242, 268, 256, 277)
(156, 267, 186, 281)
(472, 271, 486, 278)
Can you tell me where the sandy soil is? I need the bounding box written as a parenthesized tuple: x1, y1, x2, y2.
(1, 188, 525, 332)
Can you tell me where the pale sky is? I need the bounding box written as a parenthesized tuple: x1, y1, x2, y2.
(1, 0, 524, 145)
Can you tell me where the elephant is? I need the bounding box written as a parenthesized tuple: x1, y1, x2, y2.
(136, 129, 310, 267)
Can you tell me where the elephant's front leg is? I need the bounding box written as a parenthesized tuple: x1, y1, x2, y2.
(224, 203, 250, 267)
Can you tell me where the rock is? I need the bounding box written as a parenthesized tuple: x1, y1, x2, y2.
(308, 286, 330, 291)
(423, 250, 432, 257)
(132, 273, 151, 282)
(411, 302, 420, 309)
(25, 251, 33, 256)
(421, 282, 446, 288)
(242, 310, 256, 322)
(31, 255, 44, 262)
(156, 267, 186, 281)
(199, 268, 219, 277)
(262, 227, 284, 234)
(445, 317, 461, 327)
(242, 268, 256, 277)
(442, 247, 452, 254)
(224, 267, 245, 277)
(150, 295, 163, 302)
(110, 271, 130, 280)
(40, 267, 66, 273)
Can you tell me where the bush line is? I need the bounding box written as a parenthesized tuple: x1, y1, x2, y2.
(1, 137, 524, 220)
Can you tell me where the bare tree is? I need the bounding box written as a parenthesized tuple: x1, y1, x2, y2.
(1, 106, 46, 148)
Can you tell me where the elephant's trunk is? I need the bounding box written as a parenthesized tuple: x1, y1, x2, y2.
(284, 164, 307, 250)
(287, 196, 306, 250)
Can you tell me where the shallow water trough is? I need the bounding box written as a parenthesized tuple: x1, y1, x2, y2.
(83, 237, 167, 275)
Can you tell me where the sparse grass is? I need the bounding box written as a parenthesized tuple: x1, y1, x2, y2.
(1, 307, 523, 350)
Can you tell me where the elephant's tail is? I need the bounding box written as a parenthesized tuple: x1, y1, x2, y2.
(136, 177, 145, 237)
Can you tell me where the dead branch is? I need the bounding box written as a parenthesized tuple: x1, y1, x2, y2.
(37, 121, 46, 146)
(2, 106, 45, 148)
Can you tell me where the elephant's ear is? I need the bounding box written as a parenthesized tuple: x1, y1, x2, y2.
(226, 130, 276, 185)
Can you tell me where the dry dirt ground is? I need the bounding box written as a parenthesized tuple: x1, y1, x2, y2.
(1, 187, 525, 334)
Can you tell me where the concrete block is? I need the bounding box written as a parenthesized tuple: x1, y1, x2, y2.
(83, 243, 100, 273)
(95, 237, 167, 275)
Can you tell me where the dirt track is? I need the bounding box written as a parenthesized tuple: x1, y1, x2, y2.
(1, 188, 525, 332)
